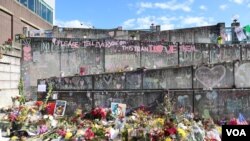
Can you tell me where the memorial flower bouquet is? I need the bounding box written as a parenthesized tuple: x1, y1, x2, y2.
(90, 107, 107, 120)
(84, 127, 95, 140)
(149, 127, 164, 141)
(91, 124, 106, 139)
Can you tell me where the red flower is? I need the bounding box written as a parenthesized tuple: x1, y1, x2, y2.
(57, 129, 67, 137)
(8, 38, 12, 42)
(229, 118, 237, 125)
(46, 102, 55, 115)
(84, 128, 95, 140)
(91, 107, 107, 119)
(100, 108, 107, 119)
(35, 101, 43, 107)
(6, 38, 12, 45)
(8, 113, 17, 122)
(164, 127, 177, 136)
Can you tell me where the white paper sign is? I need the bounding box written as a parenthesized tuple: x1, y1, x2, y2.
(235, 27, 247, 41)
(32, 51, 40, 62)
(52, 93, 58, 100)
(38, 84, 46, 92)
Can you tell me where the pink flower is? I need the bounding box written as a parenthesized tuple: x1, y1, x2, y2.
(84, 128, 95, 140)
(57, 129, 67, 137)
(38, 125, 48, 134)
(8, 112, 17, 122)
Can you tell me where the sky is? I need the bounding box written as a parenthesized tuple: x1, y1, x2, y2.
(55, 0, 250, 30)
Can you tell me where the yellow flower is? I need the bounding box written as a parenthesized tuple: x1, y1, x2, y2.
(75, 109, 82, 115)
(65, 132, 73, 140)
(177, 128, 187, 139)
(157, 118, 164, 125)
(165, 137, 172, 141)
(153, 118, 164, 127)
(216, 126, 222, 135)
(11, 136, 19, 141)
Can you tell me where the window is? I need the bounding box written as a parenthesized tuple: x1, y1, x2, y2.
(50, 11, 53, 23)
(42, 4, 47, 20)
(20, 0, 28, 7)
(28, 0, 35, 12)
(47, 9, 51, 23)
(36, 0, 41, 16)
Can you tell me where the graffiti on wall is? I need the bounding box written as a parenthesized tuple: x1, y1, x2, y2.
(193, 63, 234, 88)
(141, 42, 179, 68)
(169, 91, 193, 113)
(59, 76, 93, 90)
(235, 61, 250, 88)
(23, 39, 32, 61)
(143, 67, 193, 89)
(94, 73, 126, 89)
(210, 45, 241, 63)
(105, 41, 140, 72)
(179, 43, 209, 66)
(36, 38, 200, 54)
(195, 65, 226, 89)
(126, 72, 141, 89)
(194, 90, 250, 120)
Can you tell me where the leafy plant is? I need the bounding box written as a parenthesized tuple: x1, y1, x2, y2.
(0, 38, 13, 59)
(18, 78, 26, 105)
(41, 83, 53, 110)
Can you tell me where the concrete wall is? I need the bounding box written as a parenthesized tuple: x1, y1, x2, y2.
(140, 23, 225, 43)
(52, 23, 225, 44)
(52, 26, 141, 40)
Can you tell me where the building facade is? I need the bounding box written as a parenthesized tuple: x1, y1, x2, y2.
(0, 0, 54, 44)
(0, 0, 54, 107)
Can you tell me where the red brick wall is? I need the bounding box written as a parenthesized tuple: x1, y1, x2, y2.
(0, 0, 53, 44)
(0, 10, 12, 44)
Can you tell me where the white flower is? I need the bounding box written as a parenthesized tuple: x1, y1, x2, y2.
(43, 115, 49, 119)
(51, 120, 58, 127)
(49, 115, 54, 120)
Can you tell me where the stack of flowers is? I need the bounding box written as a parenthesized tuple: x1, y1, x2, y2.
(0, 100, 226, 141)
(90, 107, 107, 120)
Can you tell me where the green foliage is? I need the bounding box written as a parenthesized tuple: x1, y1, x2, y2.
(18, 78, 26, 105)
(40, 83, 53, 111)
(44, 83, 53, 106)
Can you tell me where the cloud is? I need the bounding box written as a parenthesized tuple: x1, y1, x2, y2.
(136, 0, 194, 14)
(122, 16, 176, 30)
(122, 19, 136, 29)
(230, 0, 245, 4)
(182, 16, 214, 27)
(219, 4, 228, 10)
(231, 14, 240, 21)
(199, 5, 207, 10)
(122, 15, 214, 30)
(248, 3, 250, 7)
(55, 20, 93, 28)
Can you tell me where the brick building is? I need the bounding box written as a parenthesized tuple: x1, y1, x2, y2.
(0, 0, 54, 107)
